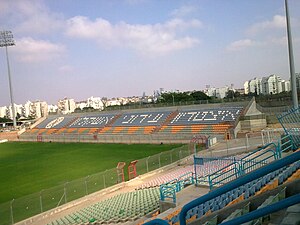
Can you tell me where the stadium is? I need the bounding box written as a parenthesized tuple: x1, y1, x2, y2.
(0, 98, 300, 225)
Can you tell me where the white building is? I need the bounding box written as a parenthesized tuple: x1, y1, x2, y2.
(281, 80, 290, 92)
(75, 101, 88, 110)
(245, 74, 290, 95)
(48, 104, 58, 114)
(23, 101, 48, 118)
(57, 98, 76, 114)
(0, 106, 8, 118)
(244, 81, 250, 95)
(106, 98, 121, 107)
(7, 104, 23, 119)
(204, 86, 234, 99)
(87, 96, 104, 110)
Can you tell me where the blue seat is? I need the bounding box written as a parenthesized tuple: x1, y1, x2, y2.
(196, 209, 204, 218)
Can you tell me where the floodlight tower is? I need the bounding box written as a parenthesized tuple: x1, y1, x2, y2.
(0, 31, 17, 128)
(285, 0, 298, 108)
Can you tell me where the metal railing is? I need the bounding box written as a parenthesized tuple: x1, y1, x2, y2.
(208, 161, 241, 190)
(208, 142, 278, 190)
(280, 134, 294, 153)
(19, 133, 218, 145)
(160, 172, 195, 203)
(277, 106, 300, 149)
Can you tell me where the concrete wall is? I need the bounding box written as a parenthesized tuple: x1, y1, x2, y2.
(240, 119, 267, 131)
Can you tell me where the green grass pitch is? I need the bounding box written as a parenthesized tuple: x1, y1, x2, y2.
(0, 142, 182, 204)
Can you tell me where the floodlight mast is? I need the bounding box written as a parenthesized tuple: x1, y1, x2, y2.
(0, 31, 17, 128)
(285, 0, 298, 108)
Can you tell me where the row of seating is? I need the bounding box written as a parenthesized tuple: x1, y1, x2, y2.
(158, 124, 232, 134)
(99, 126, 157, 135)
(28, 124, 231, 136)
(27, 128, 99, 135)
(136, 156, 244, 190)
(156, 160, 300, 225)
(48, 188, 160, 225)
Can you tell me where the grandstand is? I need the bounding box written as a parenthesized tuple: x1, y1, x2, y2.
(20, 100, 266, 144)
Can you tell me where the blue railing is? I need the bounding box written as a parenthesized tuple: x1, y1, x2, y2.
(160, 185, 177, 203)
(160, 172, 194, 203)
(208, 142, 278, 190)
(143, 151, 300, 225)
(208, 161, 241, 190)
(240, 149, 277, 174)
(280, 134, 294, 154)
(277, 106, 300, 149)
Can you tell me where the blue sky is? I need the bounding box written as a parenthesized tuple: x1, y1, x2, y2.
(0, 0, 299, 105)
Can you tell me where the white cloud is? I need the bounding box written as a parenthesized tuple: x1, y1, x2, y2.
(0, 0, 64, 35)
(226, 39, 257, 51)
(170, 5, 197, 18)
(58, 65, 74, 73)
(246, 15, 286, 35)
(65, 16, 202, 55)
(12, 38, 66, 63)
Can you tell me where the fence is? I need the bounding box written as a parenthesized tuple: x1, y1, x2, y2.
(0, 145, 190, 225)
(19, 133, 218, 145)
(277, 106, 300, 149)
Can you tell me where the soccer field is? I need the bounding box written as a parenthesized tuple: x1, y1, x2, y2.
(0, 142, 182, 204)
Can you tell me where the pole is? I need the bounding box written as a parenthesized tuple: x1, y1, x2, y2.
(172, 94, 175, 106)
(85, 177, 88, 195)
(285, 0, 298, 108)
(5, 45, 17, 128)
(40, 190, 43, 213)
(64, 182, 67, 203)
(10, 199, 14, 225)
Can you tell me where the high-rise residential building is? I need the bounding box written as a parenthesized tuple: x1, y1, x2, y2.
(248, 78, 262, 95)
(245, 74, 291, 95)
(281, 80, 291, 92)
(7, 104, 23, 119)
(57, 98, 76, 114)
(48, 104, 58, 113)
(204, 85, 235, 99)
(23, 101, 48, 118)
(244, 81, 249, 95)
(0, 106, 8, 118)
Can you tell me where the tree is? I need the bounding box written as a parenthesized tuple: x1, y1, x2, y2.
(101, 97, 108, 110)
(226, 90, 235, 99)
(190, 91, 211, 101)
(0, 117, 12, 123)
(16, 112, 21, 120)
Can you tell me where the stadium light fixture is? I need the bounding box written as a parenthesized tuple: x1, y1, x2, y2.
(0, 30, 17, 128)
(285, 0, 298, 108)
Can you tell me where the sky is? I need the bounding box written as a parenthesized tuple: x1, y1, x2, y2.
(0, 0, 299, 106)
